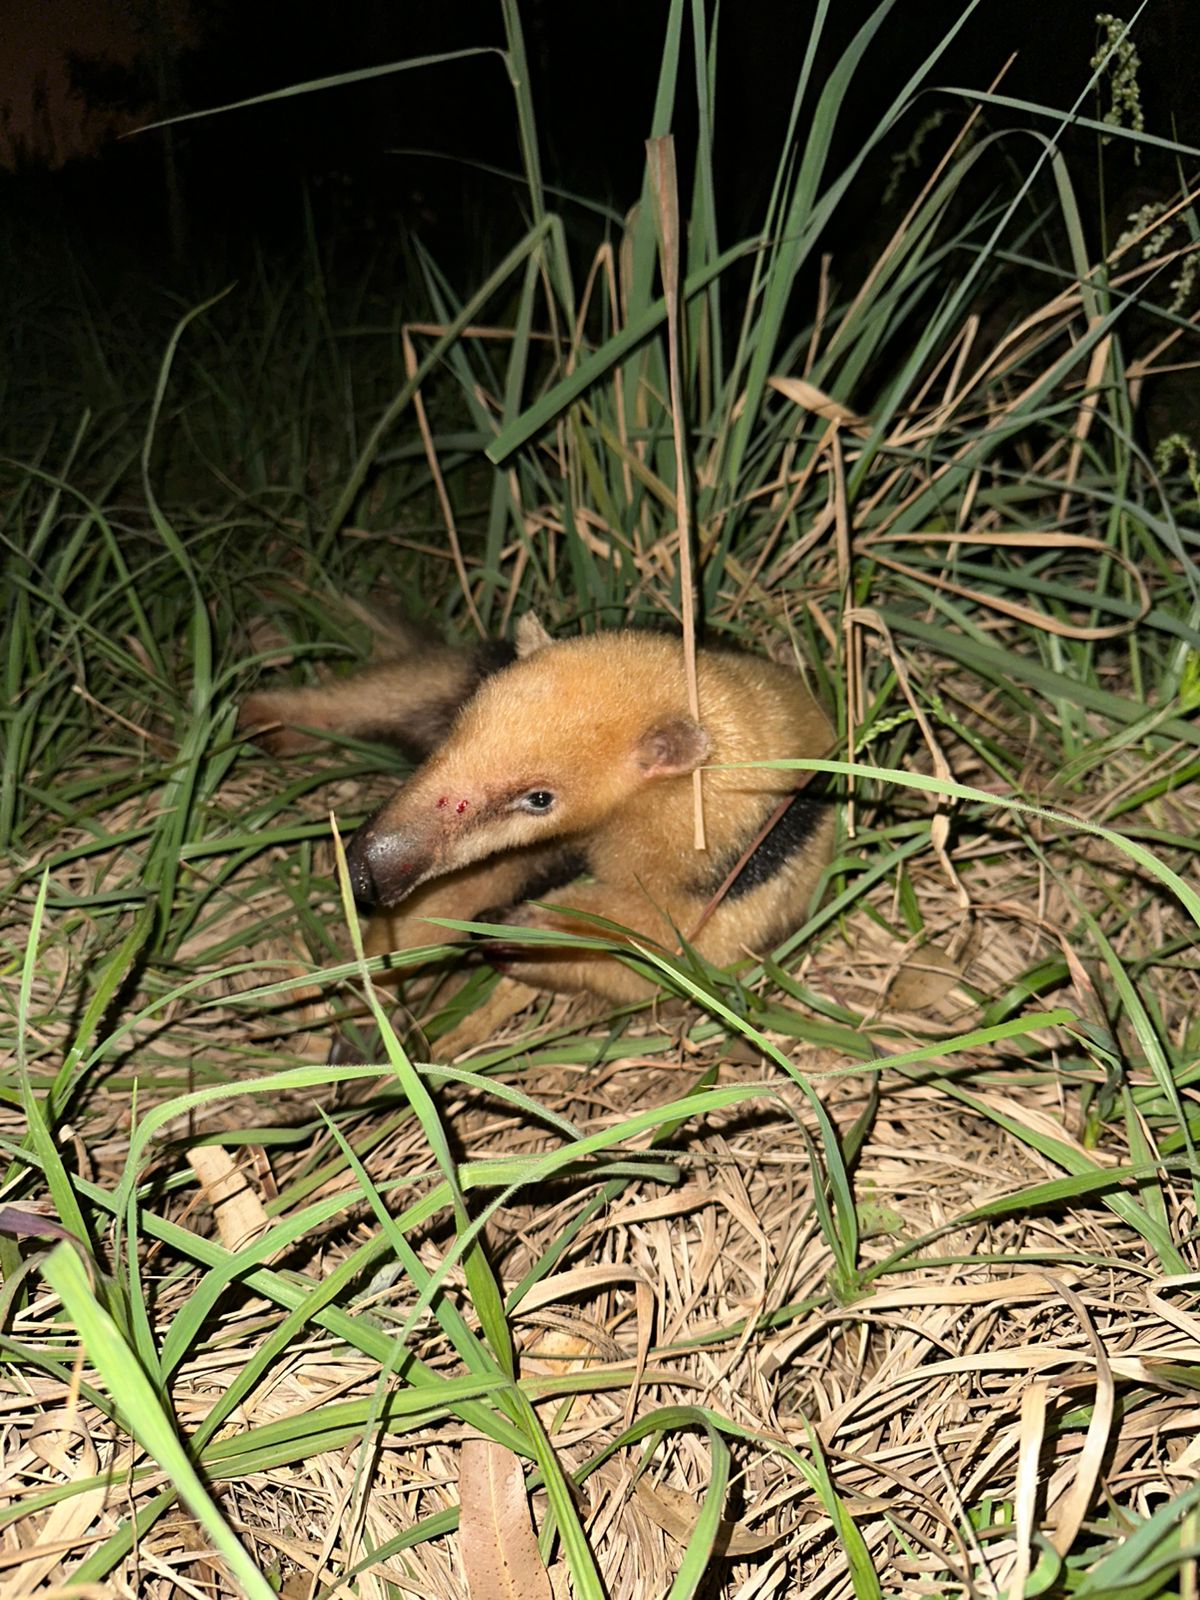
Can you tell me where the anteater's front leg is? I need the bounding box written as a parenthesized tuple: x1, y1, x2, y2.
(495, 881, 708, 1003)
(364, 845, 578, 976)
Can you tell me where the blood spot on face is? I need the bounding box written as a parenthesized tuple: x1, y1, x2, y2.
(456, 799, 469, 815)
(436, 796, 448, 809)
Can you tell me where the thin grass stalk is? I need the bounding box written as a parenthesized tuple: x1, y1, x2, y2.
(648, 135, 706, 849)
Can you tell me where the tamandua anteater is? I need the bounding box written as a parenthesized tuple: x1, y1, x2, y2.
(239, 617, 835, 1003)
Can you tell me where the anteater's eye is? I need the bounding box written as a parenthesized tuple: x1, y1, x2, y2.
(516, 789, 556, 814)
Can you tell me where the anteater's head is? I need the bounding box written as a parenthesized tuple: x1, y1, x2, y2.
(345, 632, 709, 910)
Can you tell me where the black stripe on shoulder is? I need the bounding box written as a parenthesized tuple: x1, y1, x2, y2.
(517, 848, 590, 902)
(364, 639, 518, 756)
(468, 639, 519, 686)
(696, 790, 831, 902)
(473, 848, 590, 928)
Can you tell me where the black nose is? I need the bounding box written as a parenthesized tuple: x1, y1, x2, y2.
(342, 808, 426, 908)
(344, 822, 380, 910)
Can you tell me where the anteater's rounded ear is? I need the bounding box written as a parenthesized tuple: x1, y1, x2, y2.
(516, 613, 553, 658)
(634, 716, 711, 780)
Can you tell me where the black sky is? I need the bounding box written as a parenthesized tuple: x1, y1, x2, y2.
(2, 1, 1197, 275)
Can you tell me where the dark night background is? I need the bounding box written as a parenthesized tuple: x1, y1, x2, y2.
(3, 0, 1197, 287)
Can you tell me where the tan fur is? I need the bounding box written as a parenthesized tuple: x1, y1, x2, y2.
(238, 635, 496, 758)
(242, 627, 835, 1003)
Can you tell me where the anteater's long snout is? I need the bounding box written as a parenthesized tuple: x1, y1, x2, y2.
(344, 808, 430, 909)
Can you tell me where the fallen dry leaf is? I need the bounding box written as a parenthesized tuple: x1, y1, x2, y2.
(459, 1438, 553, 1600)
(885, 939, 961, 1012)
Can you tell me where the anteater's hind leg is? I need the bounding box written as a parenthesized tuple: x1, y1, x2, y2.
(238, 640, 515, 757)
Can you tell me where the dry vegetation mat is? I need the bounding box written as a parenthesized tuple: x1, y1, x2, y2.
(2, 3, 1200, 1596)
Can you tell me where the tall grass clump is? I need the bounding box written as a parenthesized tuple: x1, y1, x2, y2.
(3, 2, 1199, 1596)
